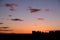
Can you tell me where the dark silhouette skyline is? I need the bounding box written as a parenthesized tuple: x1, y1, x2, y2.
(0, 30, 60, 40)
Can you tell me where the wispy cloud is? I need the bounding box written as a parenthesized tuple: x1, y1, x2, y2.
(11, 18, 24, 21)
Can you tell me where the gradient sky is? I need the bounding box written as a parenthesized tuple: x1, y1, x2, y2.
(0, 0, 60, 33)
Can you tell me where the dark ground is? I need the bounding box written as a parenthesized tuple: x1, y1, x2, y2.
(0, 30, 60, 40)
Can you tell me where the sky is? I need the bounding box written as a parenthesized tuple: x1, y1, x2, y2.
(0, 0, 60, 33)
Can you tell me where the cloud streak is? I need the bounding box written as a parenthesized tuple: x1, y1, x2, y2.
(37, 18, 44, 20)
(0, 23, 3, 24)
(11, 18, 24, 21)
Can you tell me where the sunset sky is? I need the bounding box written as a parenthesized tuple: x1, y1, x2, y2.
(0, 0, 60, 33)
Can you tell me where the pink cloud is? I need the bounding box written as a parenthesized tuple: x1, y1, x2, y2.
(37, 18, 44, 20)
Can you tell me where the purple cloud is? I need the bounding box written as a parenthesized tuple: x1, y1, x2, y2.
(28, 6, 41, 13)
(37, 18, 44, 20)
(11, 18, 24, 21)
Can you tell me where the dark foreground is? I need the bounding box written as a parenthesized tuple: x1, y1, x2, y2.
(0, 30, 60, 40)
